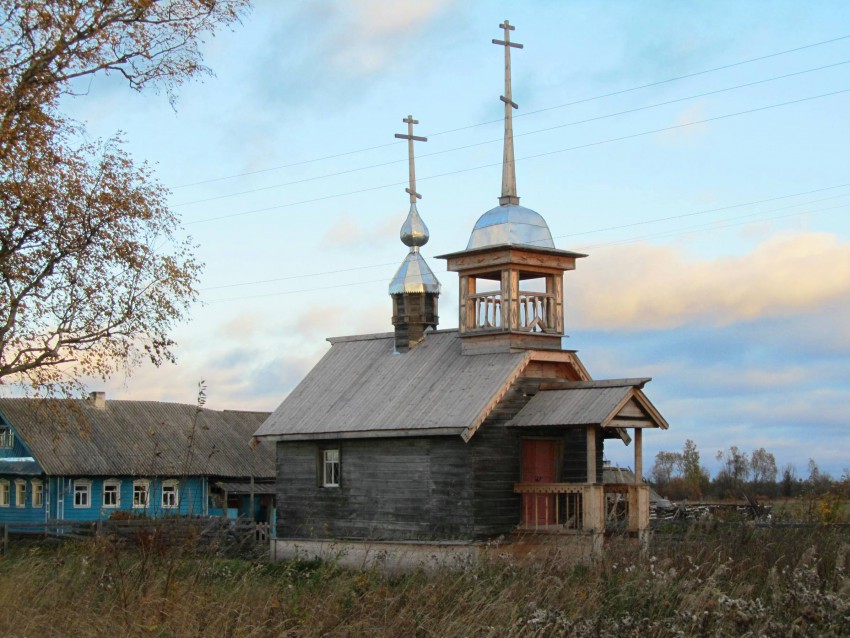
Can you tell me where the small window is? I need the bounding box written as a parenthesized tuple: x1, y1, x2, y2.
(14, 480, 26, 508)
(0, 428, 14, 449)
(133, 480, 149, 508)
(73, 480, 91, 508)
(0, 480, 9, 507)
(103, 480, 121, 508)
(161, 480, 179, 509)
(31, 480, 43, 508)
(322, 449, 340, 487)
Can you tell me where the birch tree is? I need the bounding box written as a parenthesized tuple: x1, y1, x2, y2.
(0, 0, 250, 394)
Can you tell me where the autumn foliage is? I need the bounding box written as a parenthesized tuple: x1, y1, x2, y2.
(0, 1, 250, 394)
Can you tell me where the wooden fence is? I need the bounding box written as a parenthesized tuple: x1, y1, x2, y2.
(0, 518, 272, 556)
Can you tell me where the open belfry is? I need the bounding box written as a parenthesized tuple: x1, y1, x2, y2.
(255, 21, 670, 560)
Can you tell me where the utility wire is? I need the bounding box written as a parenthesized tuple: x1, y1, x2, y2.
(172, 59, 850, 209)
(186, 87, 850, 225)
(204, 197, 848, 304)
(199, 184, 850, 292)
(170, 33, 850, 190)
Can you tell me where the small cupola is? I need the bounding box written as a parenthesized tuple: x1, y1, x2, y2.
(437, 20, 586, 355)
(388, 115, 440, 352)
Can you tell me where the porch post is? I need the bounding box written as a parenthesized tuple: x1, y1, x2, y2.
(634, 428, 642, 484)
(586, 425, 597, 484)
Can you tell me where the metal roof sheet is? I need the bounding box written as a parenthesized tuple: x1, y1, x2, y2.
(0, 399, 274, 478)
(255, 330, 530, 440)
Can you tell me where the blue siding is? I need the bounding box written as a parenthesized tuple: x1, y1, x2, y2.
(0, 475, 209, 522)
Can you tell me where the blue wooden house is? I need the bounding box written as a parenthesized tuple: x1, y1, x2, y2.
(0, 393, 274, 524)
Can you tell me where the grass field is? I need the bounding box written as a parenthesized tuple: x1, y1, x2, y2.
(0, 525, 847, 637)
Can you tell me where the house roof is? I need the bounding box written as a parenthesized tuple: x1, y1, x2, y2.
(507, 379, 669, 430)
(255, 329, 535, 441)
(0, 399, 274, 478)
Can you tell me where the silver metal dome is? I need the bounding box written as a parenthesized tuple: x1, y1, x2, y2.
(400, 202, 429, 248)
(388, 250, 441, 294)
(466, 203, 555, 250)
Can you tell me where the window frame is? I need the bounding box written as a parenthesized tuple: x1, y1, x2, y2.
(161, 479, 179, 509)
(0, 480, 9, 507)
(73, 479, 91, 508)
(132, 479, 150, 509)
(14, 479, 26, 508)
(31, 480, 43, 508)
(321, 449, 341, 488)
(102, 479, 121, 509)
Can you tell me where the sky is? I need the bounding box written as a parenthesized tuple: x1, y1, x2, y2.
(58, 0, 850, 478)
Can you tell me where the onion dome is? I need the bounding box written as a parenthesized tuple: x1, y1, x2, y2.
(400, 202, 429, 248)
(466, 203, 554, 250)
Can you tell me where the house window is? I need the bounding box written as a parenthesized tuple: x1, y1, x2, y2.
(0, 428, 14, 449)
(322, 449, 340, 487)
(31, 480, 43, 508)
(161, 480, 179, 509)
(0, 480, 9, 507)
(73, 480, 91, 508)
(14, 480, 26, 507)
(103, 480, 121, 508)
(133, 480, 150, 508)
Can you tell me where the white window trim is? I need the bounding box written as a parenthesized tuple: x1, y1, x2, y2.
(102, 479, 121, 509)
(132, 479, 150, 509)
(73, 479, 92, 509)
(14, 479, 26, 508)
(322, 449, 340, 487)
(31, 479, 43, 508)
(0, 480, 9, 507)
(161, 479, 179, 509)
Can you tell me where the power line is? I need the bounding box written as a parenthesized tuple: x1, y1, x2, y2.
(201, 188, 850, 301)
(186, 87, 850, 225)
(172, 59, 850, 209)
(203, 198, 850, 304)
(169, 33, 850, 191)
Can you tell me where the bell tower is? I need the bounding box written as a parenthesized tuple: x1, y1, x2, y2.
(388, 115, 440, 353)
(437, 20, 585, 355)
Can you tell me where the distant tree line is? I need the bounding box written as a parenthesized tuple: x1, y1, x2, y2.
(648, 439, 848, 501)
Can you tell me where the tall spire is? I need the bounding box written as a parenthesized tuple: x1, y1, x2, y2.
(492, 19, 523, 206)
(393, 115, 430, 252)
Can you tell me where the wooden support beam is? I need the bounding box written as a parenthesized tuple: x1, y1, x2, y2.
(586, 425, 596, 484)
(634, 428, 642, 485)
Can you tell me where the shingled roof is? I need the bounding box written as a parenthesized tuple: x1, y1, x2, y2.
(255, 330, 534, 441)
(0, 398, 274, 478)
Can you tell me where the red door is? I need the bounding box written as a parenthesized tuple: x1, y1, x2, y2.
(521, 439, 559, 525)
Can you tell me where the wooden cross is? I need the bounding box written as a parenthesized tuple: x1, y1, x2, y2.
(394, 115, 427, 203)
(492, 20, 523, 206)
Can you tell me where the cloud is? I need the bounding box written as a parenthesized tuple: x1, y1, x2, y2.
(313, 0, 458, 76)
(571, 231, 850, 330)
(322, 213, 399, 249)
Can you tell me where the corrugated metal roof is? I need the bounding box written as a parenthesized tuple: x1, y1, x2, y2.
(507, 381, 665, 429)
(255, 330, 530, 440)
(0, 399, 274, 478)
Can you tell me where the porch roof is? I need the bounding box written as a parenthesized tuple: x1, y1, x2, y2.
(507, 379, 669, 430)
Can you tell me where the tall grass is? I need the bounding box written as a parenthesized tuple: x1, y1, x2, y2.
(0, 526, 847, 637)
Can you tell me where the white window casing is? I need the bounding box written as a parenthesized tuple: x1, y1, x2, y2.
(73, 480, 91, 508)
(132, 479, 150, 508)
(161, 480, 179, 509)
(31, 480, 43, 508)
(14, 479, 26, 507)
(322, 449, 340, 487)
(103, 479, 121, 508)
(0, 480, 9, 507)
